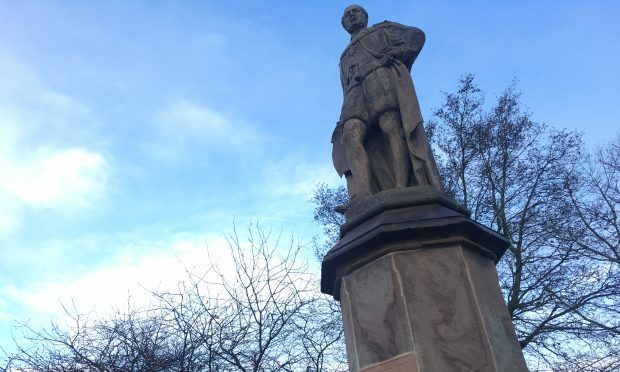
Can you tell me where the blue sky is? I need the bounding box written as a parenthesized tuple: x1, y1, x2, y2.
(1, 0, 618, 347)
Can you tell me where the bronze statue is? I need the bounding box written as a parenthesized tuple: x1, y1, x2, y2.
(332, 5, 442, 201)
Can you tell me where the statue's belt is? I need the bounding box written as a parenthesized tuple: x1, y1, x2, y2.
(343, 59, 385, 94)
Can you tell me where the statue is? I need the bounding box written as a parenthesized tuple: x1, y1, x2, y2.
(332, 5, 442, 202)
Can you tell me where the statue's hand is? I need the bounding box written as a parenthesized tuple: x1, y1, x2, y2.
(378, 53, 391, 66)
(388, 47, 407, 61)
(379, 52, 397, 66)
(380, 47, 407, 66)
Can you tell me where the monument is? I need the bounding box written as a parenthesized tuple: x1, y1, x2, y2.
(332, 5, 442, 202)
(321, 5, 528, 371)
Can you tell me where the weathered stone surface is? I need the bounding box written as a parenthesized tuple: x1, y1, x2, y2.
(339, 247, 528, 371)
(321, 187, 528, 371)
(340, 253, 413, 369)
(360, 352, 417, 372)
(321, 187, 508, 299)
(395, 248, 493, 371)
(461, 249, 528, 369)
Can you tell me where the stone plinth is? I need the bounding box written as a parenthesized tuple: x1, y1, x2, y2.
(321, 187, 528, 372)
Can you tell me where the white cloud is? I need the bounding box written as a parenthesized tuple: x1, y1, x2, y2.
(3, 147, 106, 209)
(0, 200, 20, 234)
(259, 152, 342, 198)
(232, 152, 344, 232)
(0, 233, 236, 329)
(147, 100, 266, 161)
(0, 113, 108, 234)
(0, 227, 314, 344)
(0, 55, 109, 234)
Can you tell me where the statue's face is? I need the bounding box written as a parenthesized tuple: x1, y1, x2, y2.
(342, 5, 368, 34)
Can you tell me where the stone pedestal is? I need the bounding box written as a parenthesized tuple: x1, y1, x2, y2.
(321, 187, 528, 372)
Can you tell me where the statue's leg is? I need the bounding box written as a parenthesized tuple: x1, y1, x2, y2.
(342, 118, 371, 199)
(379, 110, 410, 188)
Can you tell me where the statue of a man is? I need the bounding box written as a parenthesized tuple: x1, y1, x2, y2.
(332, 5, 442, 201)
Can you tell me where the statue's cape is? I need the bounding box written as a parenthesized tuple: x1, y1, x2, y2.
(393, 60, 442, 189)
(332, 22, 442, 190)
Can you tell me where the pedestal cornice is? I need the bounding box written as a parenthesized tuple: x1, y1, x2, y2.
(321, 186, 510, 300)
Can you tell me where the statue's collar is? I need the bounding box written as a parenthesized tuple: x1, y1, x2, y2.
(341, 23, 389, 59)
(349, 26, 375, 45)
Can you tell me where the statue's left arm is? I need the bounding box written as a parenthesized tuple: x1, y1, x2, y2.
(381, 22, 425, 71)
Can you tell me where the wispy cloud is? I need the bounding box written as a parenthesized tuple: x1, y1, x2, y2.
(237, 151, 343, 233)
(0, 55, 109, 235)
(258, 152, 342, 199)
(146, 100, 267, 162)
(0, 233, 234, 329)
(0, 134, 108, 234)
(2, 147, 106, 209)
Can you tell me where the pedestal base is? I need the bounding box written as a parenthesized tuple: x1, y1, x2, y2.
(321, 187, 527, 371)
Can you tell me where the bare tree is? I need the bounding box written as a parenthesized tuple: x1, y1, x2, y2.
(313, 75, 620, 371)
(568, 134, 620, 266)
(3, 301, 194, 371)
(310, 183, 347, 260)
(429, 76, 620, 371)
(2, 224, 345, 372)
(426, 73, 485, 211)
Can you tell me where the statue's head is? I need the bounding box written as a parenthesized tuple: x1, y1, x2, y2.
(341, 5, 368, 34)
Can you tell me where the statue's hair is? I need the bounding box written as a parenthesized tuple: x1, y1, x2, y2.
(341, 5, 368, 31)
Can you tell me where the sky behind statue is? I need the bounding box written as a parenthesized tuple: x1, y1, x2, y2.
(0, 0, 618, 348)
